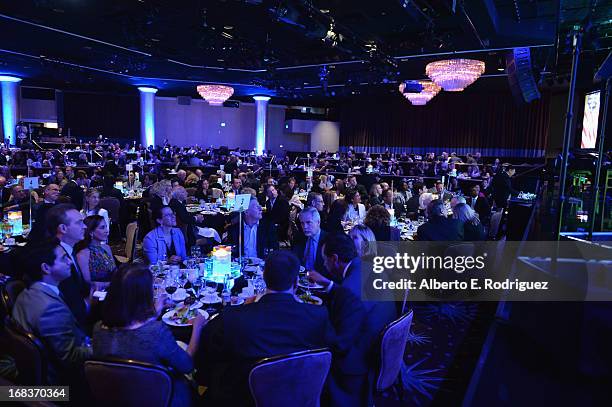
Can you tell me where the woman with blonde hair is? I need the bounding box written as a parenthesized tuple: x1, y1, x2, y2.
(452, 203, 486, 241)
(81, 187, 110, 229)
(349, 224, 377, 257)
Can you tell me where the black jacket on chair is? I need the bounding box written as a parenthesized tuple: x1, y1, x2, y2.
(195, 293, 336, 406)
(225, 219, 279, 259)
(416, 217, 464, 241)
(169, 198, 198, 248)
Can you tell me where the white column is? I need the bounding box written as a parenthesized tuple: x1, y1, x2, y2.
(0, 75, 22, 146)
(253, 96, 270, 155)
(138, 86, 158, 148)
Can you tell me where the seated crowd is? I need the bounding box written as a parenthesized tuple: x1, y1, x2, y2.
(0, 143, 519, 406)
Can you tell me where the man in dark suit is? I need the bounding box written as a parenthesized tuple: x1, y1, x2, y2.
(292, 207, 328, 277)
(381, 189, 405, 218)
(264, 184, 290, 240)
(467, 185, 492, 224)
(169, 186, 204, 249)
(46, 204, 90, 331)
(491, 164, 518, 208)
(347, 175, 367, 201)
(195, 251, 336, 406)
(0, 176, 11, 210)
(229, 177, 242, 196)
(60, 179, 85, 211)
(417, 199, 464, 241)
(309, 234, 397, 406)
(226, 196, 279, 259)
(12, 240, 92, 385)
(28, 183, 60, 242)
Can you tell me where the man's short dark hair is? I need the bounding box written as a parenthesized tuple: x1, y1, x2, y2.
(23, 239, 61, 283)
(306, 192, 322, 207)
(263, 251, 300, 291)
(427, 199, 446, 217)
(323, 233, 358, 263)
(46, 203, 77, 237)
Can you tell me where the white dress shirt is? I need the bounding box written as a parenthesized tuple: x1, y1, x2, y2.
(243, 222, 259, 258)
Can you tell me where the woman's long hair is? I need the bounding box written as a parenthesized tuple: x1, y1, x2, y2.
(102, 263, 156, 328)
(74, 215, 105, 254)
(83, 188, 100, 215)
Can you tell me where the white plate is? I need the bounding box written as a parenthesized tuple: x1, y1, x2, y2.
(297, 280, 325, 290)
(200, 296, 222, 304)
(297, 294, 323, 305)
(171, 288, 189, 302)
(179, 300, 203, 309)
(230, 297, 245, 306)
(162, 309, 208, 327)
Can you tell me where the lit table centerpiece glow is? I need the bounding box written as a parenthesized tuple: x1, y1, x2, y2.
(7, 211, 23, 236)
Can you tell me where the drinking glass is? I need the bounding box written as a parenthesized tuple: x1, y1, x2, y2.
(192, 277, 203, 298)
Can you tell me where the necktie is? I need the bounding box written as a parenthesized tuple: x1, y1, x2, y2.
(304, 237, 316, 270)
(471, 198, 476, 209)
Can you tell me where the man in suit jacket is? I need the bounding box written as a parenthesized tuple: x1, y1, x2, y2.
(292, 207, 328, 278)
(46, 204, 90, 331)
(195, 251, 336, 406)
(12, 241, 92, 384)
(310, 234, 397, 406)
(381, 189, 405, 218)
(417, 199, 464, 241)
(28, 184, 60, 242)
(169, 186, 204, 249)
(0, 176, 11, 214)
(428, 181, 453, 201)
(264, 184, 290, 240)
(60, 179, 84, 211)
(226, 196, 279, 259)
(491, 164, 518, 208)
(467, 185, 492, 224)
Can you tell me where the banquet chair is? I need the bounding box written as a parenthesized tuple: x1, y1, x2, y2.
(249, 349, 332, 407)
(3, 317, 48, 385)
(488, 210, 504, 240)
(0, 279, 26, 315)
(375, 311, 414, 397)
(84, 358, 173, 407)
(115, 222, 138, 264)
(186, 187, 197, 197)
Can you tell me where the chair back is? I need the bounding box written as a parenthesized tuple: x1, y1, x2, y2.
(124, 222, 139, 261)
(3, 317, 48, 385)
(249, 349, 332, 407)
(376, 310, 414, 392)
(488, 210, 503, 240)
(84, 358, 173, 407)
(186, 187, 197, 197)
(444, 243, 475, 258)
(99, 197, 121, 223)
(1, 280, 26, 314)
(211, 188, 223, 199)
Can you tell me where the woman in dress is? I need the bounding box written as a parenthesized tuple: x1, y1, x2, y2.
(76, 215, 117, 286)
(81, 188, 110, 229)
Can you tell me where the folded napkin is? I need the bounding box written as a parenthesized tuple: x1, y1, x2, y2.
(197, 227, 221, 243)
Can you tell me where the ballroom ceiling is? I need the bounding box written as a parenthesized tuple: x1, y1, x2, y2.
(0, 0, 610, 104)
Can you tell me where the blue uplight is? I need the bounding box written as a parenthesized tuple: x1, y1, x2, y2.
(1, 76, 22, 145)
(0, 76, 22, 83)
(138, 87, 158, 147)
(253, 96, 270, 155)
(137, 86, 158, 94)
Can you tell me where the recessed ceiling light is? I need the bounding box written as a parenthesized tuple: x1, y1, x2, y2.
(498, 67, 505, 71)
(151, 38, 160, 42)
(217, 58, 225, 62)
(320, 9, 330, 14)
(223, 26, 233, 30)
(221, 32, 233, 39)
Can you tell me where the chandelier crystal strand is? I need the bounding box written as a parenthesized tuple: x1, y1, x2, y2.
(425, 59, 485, 91)
(196, 84, 234, 105)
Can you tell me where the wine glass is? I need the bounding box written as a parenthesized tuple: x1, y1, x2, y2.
(192, 277, 203, 298)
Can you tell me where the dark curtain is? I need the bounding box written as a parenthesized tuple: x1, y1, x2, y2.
(339, 91, 551, 157)
(63, 92, 139, 140)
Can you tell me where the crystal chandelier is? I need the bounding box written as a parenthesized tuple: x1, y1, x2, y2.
(398, 81, 442, 106)
(196, 84, 234, 105)
(425, 59, 485, 91)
